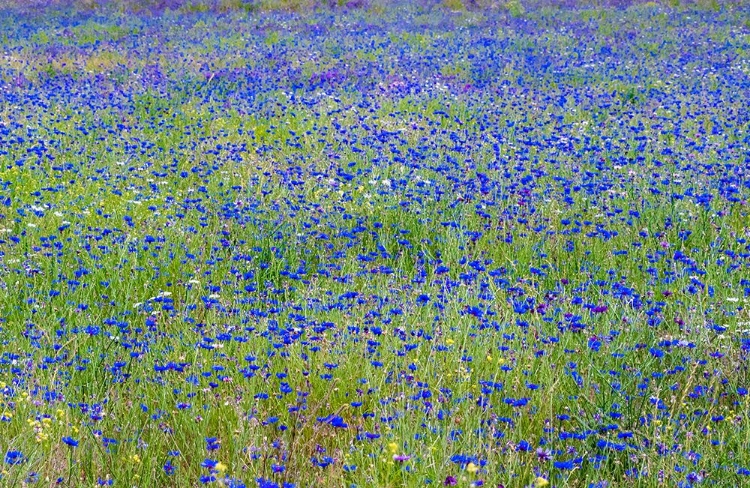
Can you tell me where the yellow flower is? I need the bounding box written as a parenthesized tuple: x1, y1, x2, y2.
(446, 339, 455, 345)
(388, 442, 398, 454)
(466, 462, 478, 473)
(215, 462, 227, 472)
(535, 477, 549, 487)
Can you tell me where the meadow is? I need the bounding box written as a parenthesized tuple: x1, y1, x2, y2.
(1, 0, 749, 486)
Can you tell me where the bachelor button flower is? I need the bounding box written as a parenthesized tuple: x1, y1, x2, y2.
(221, 477, 247, 488)
(536, 448, 552, 462)
(4, 451, 25, 465)
(517, 440, 531, 451)
(330, 416, 348, 428)
(62, 436, 78, 448)
(554, 460, 575, 470)
(649, 348, 665, 359)
(206, 437, 221, 451)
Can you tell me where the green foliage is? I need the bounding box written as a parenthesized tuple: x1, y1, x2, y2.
(505, 0, 525, 17)
(443, 0, 465, 11)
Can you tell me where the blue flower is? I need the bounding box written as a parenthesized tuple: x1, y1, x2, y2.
(4, 451, 25, 465)
(206, 437, 221, 451)
(554, 460, 575, 470)
(62, 437, 78, 448)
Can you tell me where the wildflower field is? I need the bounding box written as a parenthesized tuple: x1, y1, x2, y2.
(1, 0, 749, 486)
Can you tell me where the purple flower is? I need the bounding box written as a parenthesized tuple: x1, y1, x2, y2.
(444, 476, 458, 486)
(536, 448, 552, 462)
(686, 471, 703, 484)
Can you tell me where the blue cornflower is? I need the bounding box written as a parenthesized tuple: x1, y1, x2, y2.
(62, 436, 78, 448)
(5, 451, 25, 465)
(206, 437, 221, 451)
(554, 460, 575, 470)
